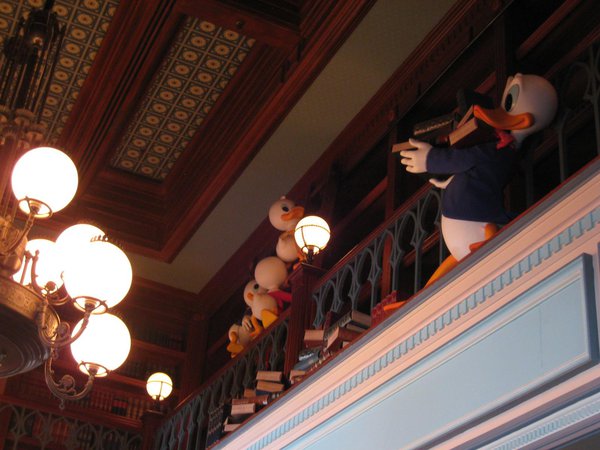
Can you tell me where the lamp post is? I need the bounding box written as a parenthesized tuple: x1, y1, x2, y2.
(293, 215, 331, 264)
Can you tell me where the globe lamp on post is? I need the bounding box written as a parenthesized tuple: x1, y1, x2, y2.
(294, 215, 331, 264)
(146, 372, 173, 411)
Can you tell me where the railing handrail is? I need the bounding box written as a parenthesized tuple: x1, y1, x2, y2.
(314, 182, 433, 292)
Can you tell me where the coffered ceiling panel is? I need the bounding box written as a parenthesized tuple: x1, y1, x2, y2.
(110, 17, 255, 180)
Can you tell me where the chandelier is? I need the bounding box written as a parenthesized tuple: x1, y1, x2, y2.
(0, 0, 132, 408)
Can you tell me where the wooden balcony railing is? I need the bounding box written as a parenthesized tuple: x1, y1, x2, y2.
(152, 312, 290, 450)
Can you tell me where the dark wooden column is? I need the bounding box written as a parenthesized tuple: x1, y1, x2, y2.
(180, 313, 208, 398)
(284, 263, 324, 374)
(141, 410, 165, 450)
(381, 122, 399, 299)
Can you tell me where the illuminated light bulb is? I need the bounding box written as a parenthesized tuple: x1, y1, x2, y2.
(63, 238, 132, 311)
(146, 372, 173, 401)
(70, 313, 131, 377)
(294, 215, 331, 257)
(11, 147, 78, 217)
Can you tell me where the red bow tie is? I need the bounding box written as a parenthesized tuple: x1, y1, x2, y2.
(495, 129, 516, 149)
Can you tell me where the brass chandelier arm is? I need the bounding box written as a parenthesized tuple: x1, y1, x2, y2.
(36, 301, 94, 349)
(28, 253, 71, 306)
(44, 351, 98, 410)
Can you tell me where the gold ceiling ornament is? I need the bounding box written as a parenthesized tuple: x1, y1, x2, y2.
(0, 0, 131, 409)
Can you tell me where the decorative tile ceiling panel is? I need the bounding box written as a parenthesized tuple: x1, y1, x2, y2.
(110, 18, 255, 180)
(112, 18, 254, 180)
(0, 0, 119, 143)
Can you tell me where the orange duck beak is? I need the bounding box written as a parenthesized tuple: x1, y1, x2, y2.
(474, 105, 534, 131)
(281, 206, 305, 222)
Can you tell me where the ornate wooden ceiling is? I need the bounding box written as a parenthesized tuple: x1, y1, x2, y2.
(1, 0, 376, 263)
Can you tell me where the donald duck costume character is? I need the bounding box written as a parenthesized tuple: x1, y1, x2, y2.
(388, 74, 558, 310)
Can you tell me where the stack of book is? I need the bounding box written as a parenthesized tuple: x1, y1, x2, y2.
(447, 105, 495, 148)
(255, 370, 285, 396)
(223, 393, 270, 433)
(323, 309, 371, 353)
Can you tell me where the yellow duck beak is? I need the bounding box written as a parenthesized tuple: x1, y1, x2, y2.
(474, 104, 534, 130)
(261, 310, 279, 328)
(227, 342, 244, 356)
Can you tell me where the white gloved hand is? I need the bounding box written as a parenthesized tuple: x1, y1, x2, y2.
(399, 138, 432, 173)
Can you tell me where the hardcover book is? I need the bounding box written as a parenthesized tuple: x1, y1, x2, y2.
(448, 117, 495, 148)
(303, 329, 325, 347)
(412, 112, 459, 145)
(255, 380, 285, 394)
(231, 394, 270, 406)
(223, 422, 241, 433)
(230, 402, 257, 416)
(323, 310, 371, 343)
(392, 141, 417, 153)
(256, 370, 283, 382)
(243, 388, 256, 398)
(325, 326, 361, 351)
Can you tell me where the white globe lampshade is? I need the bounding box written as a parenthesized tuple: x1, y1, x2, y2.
(70, 313, 131, 377)
(294, 215, 331, 255)
(146, 372, 173, 401)
(11, 147, 78, 217)
(12, 239, 63, 292)
(56, 223, 104, 259)
(63, 238, 132, 311)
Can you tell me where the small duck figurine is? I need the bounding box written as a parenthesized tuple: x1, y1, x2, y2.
(390, 74, 558, 309)
(243, 278, 280, 331)
(226, 315, 253, 358)
(254, 256, 292, 312)
(268, 196, 305, 263)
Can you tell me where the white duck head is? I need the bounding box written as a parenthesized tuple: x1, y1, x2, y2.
(473, 73, 558, 148)
(243, 278, 277, 322)
(268, 196, 305, 232)
(243, 279, 268, 308)
(254, 256, 288, 291)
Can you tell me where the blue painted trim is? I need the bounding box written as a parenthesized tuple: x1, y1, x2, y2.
(230, 205, 600, 450)
(423, 253, 600, 449)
